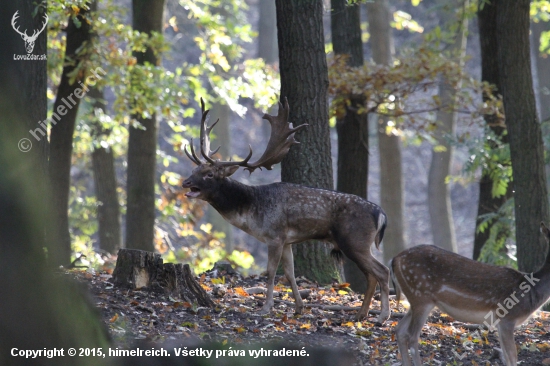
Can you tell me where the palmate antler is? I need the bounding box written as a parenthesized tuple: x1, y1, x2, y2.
(184, 98, 308, 173)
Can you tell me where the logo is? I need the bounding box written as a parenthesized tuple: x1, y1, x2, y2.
(11, 11, 48, 54)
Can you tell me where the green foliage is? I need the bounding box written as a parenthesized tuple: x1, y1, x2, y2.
(463, 129, 512, 199)
(477, 199, 517, 268)
(46, 0, 275, 273)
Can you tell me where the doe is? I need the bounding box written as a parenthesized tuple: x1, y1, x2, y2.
(391, 222, 550, 365)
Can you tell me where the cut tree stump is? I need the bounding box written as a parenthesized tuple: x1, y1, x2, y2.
(112, 249, 214, 307)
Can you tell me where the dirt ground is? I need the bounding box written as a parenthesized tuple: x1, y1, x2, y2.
(73, 265, 550, 366)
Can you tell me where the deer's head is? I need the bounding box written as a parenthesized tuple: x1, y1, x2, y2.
(182, 98, 307, 200)
(11, 11, 48, 54)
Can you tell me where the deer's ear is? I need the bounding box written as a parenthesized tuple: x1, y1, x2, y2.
(220, 165, 239, 178)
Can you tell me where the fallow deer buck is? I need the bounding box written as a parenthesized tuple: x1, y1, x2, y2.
(182, 98, 390, 323)
(391, 222, 550, 366)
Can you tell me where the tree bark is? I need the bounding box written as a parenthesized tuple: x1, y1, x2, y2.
(532, 20, 550, 123)
(331, 0, 369, 292)
(126, 0, 166, 252)
(495, 0, 549, 271)
(0, 4, 110, 360)
(113, 248, 215, 307)
(276, 0, 341, 283)
(89, 86, 122, 254)
(11, 3, 50, 256)
(427, 2, 468, 253)
(258, 0, 278, 64)
(207, 102, 234, 253)
(48, 5, 92, 265)
(366, 0, 406, 264)
(473, 0, 512, 260)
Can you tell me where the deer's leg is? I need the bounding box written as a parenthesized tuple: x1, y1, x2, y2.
(373, 258, 390, 323)
(355, 256, 390, 324)
(281, 244, 303, 314)
(356, 273, 377, 320)
(259, 242, 284, 315)
(395, 310, 413, 366)
(497, 321, 517, 366)
(405, 304, 433, 366)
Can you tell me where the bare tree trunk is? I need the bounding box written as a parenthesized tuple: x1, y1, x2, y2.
(125, 0, 165, 252)
(207, 102, 234, 253)
(331, 0, 369, 292)
(532, 20, 550, 123)
(89, 86, 122, 254)
(48, 5, 92, 265)
(276, 0, 341, 283)
(427, 1, 469, 253)
(473, 0, 512, 260)
(495, 0, 549, 271)
(366, 0, 406, 264)
(258, 0, 278, 64)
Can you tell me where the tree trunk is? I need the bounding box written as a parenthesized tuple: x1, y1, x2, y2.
(126, 0, 166, 252)
(473, 0, 512, 260)
(331, 0, 369, 292)
(48, 5, 92, 265)
(207, 102, 234, 253)
(89, 87, 122, 254)
(11, 3, 50, 255)
(532, 20, 550, 123)
(495, 0, 549, 271)
(427, 2, 468, 253)
(366, 0, 406, 264)
(258, 0, 278, 64)
(0, 4, 110, 360)
(275, 0, 341, 284)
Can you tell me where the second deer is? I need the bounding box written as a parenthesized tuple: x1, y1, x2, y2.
(391, 222, 550, 366)
(182, 99, 390, 323)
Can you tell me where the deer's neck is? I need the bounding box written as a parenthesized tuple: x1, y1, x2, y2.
(207, 179, 256, 218)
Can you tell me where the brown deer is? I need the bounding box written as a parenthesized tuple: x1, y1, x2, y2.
(391, 222, 550, 366)
(182, 98, 390, 323)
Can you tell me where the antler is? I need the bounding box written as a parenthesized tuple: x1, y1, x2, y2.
(243, 98, 307, 172)
(184, 98, 307, 173)
(11, 11, 27, 38)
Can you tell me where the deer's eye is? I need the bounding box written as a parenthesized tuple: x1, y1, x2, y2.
(206, 172, 214, 179)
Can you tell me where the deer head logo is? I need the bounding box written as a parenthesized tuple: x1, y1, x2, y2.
(11, 11, 48, 54)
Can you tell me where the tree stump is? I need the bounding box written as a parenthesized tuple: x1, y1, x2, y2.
(112, 249, 214, 307)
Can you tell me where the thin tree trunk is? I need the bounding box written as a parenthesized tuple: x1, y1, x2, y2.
(427, 2, 468, 253)
(331, 0, 369, 292)
(276, 0, 341, 283)
(258, 0, 278, 64)
(207, 102, 234, 253)
(125, 0, 165, 251)
(89, 87, 122, 254)
(532, 20, 550, 123)
(48, 5, 92, 265)
(473, 0, 512, 260)
(366, 0, 406, 264)
(495, 0, 549, 271)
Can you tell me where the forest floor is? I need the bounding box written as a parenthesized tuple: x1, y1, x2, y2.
(73, 264, 550, 366)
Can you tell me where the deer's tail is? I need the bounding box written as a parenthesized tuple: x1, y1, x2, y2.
(389, 258, 401, 304)
(374, 210, 387, 250)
